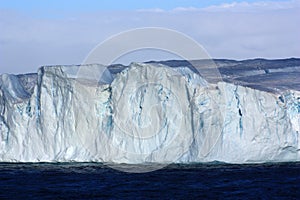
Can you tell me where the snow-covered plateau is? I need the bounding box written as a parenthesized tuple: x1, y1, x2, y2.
(0, 59, 299, 163)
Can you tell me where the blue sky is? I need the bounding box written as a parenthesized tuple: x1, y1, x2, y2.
(0, 0, 291, 11)
(0, 0, 300, 74)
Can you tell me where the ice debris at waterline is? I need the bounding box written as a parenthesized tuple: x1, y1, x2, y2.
(0, 59, 299, 163)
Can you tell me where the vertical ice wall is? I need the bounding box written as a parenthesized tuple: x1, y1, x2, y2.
(0, 63, 299, 163)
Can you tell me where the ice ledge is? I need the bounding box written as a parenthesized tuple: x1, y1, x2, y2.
(0, 60, 299, 163)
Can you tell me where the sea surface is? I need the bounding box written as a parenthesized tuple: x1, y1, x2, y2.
(0, 162, 299, 199)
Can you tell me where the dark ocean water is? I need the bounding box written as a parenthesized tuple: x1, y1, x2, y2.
(0, 162, 299, 199)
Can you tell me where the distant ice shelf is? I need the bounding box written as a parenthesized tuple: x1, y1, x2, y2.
(0, 59, 299, 163)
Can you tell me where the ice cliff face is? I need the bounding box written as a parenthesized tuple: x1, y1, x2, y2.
(0, 62, 299, 163)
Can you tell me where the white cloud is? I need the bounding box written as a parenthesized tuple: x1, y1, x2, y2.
(0, 1, 300, 74)
(138, 0, 300, 12)
(203, 0, 300, 12)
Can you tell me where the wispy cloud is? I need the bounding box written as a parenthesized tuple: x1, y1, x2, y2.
(0, 1, 299, 74)
(139, 0, 300, 12)
(136, 8, 165, 12)
(203, 0, 300, 11)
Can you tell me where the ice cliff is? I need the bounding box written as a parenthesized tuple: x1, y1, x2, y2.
(0, 61, 299, 163)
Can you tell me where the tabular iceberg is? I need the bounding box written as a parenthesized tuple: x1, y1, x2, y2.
(0, 60, 299, 163)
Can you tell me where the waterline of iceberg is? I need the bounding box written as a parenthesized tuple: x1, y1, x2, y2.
(0, 60, 299, 168)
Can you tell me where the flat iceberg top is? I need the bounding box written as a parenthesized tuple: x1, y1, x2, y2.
(2, 58, 298, 94)
(147, 58, 300, 93)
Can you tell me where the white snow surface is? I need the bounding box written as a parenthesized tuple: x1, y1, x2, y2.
(0, 63, 299, 163)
